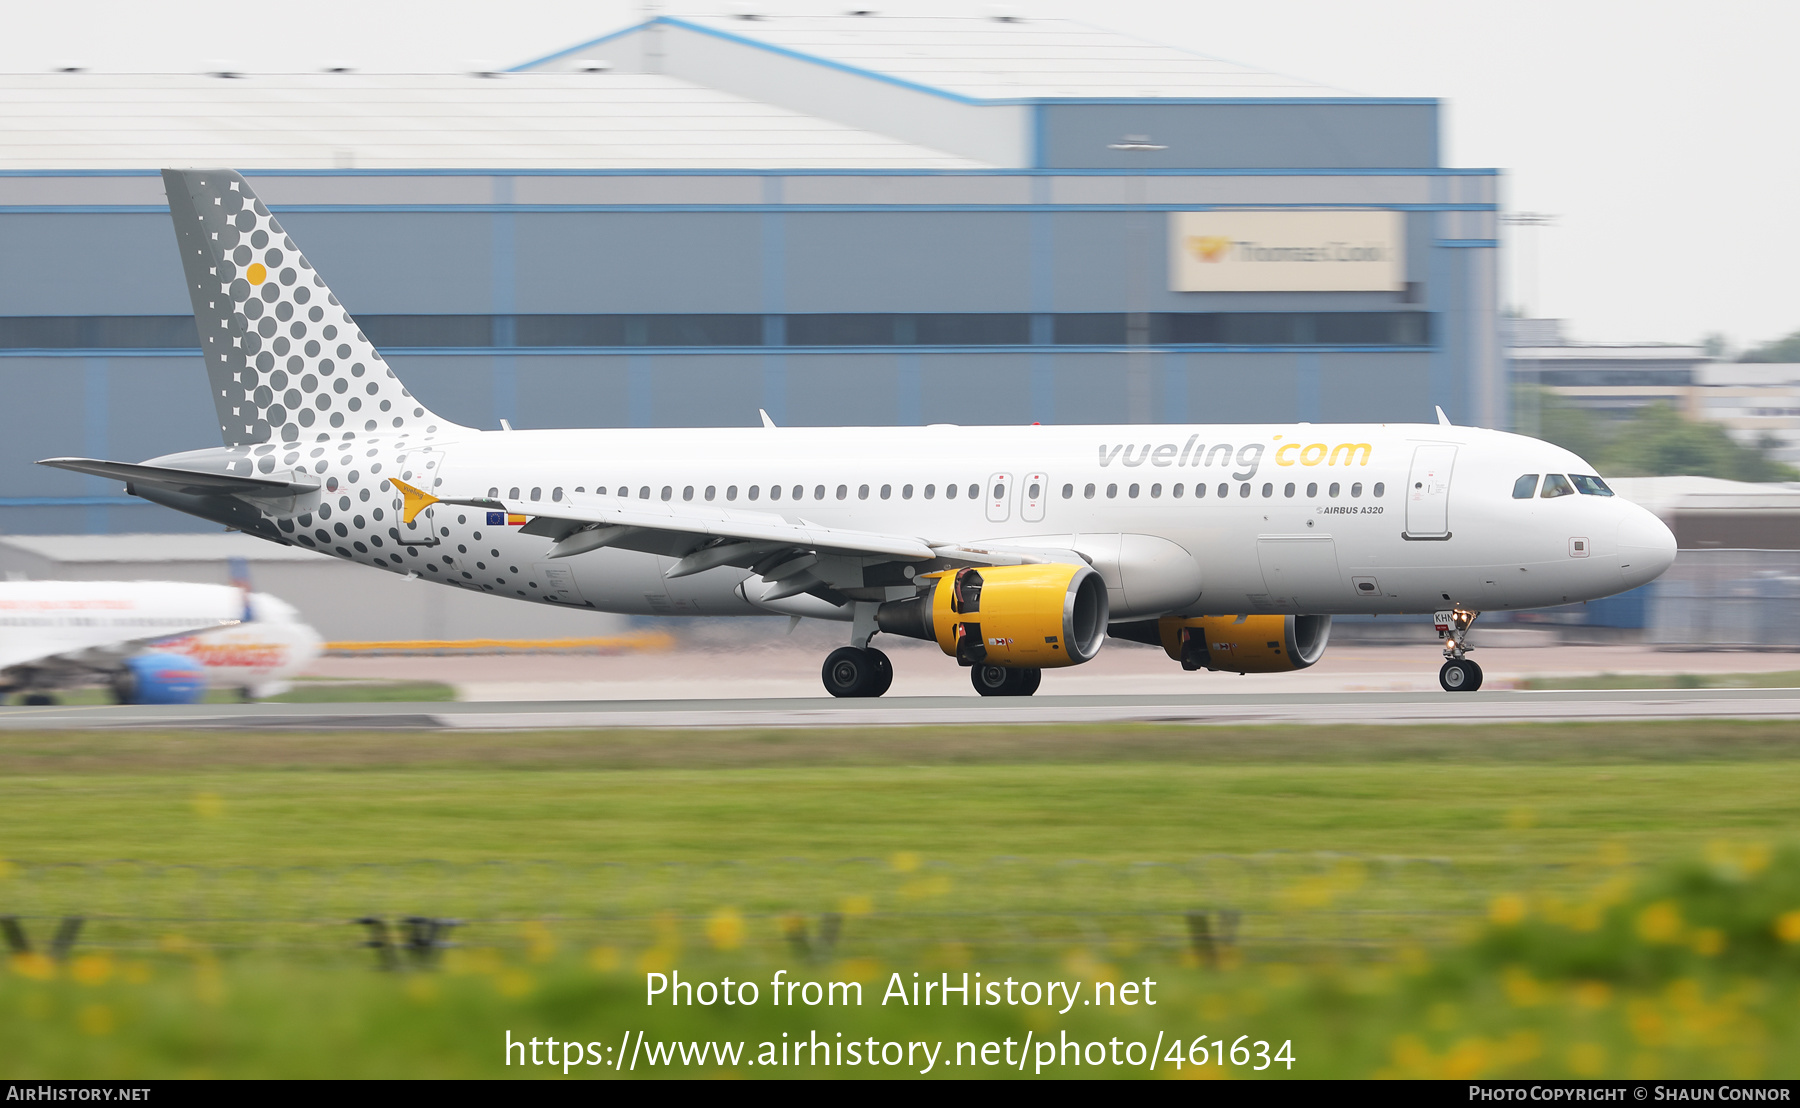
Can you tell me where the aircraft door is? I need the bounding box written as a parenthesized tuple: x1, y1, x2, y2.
(1404, 445, 1457, 539)
(986, 472, 1013, 523)
(1020, 473, 1047, 523)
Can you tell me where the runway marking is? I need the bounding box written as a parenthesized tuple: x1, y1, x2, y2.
(4, 687, 1800, 730)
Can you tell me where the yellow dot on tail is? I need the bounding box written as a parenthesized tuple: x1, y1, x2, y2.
(246, 263, 266, 285)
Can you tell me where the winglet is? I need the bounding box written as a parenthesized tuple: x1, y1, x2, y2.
(390, 478, 440, 525)
(1435, 405, 1452, 427)
(759, 408, 777, 429)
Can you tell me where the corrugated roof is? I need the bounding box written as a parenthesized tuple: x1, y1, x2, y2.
(665, 15, 1345, 100)
(0, 533, 333, 563)
(0, 73, 984, 170)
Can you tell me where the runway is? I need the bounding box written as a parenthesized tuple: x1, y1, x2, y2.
(6, 685, 1800, 730)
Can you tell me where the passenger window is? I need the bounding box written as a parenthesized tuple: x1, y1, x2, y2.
(1027, 481, 1039, 499)
(1084, 483, 1095, 499)
(1328, 482, 1340, 498)
(1284, 482, 1295, 497)
(837, 485, 849, 500)
(1173, 483, 1185, 498)
(1217, 483, 1228, 498)
(993, 482, 1005, 500)
(639, 486, 650, 499)
(748, 485, 760, 501)
(1541, 473, 1575, 499)
(1149, 483, 1161, 498)
(509, 486, 520, 499)
(880, 484, 891, 499)
(770, 485, 782, 501)
(946, 484, 958, 500)
(1262, 482, 1273, 497)
(1239, 483, 1251, 498)
(1351, 482, 1362, 498)
(1571, 474, 1614, 496)
(792, 485, 802, 500)
(552, 487, 563, 502)
(531, 487, 542, 501)
(924, 484, 936, 499)
(903, 484, 914, 499)
(1128, 483, 1139, 498)
(660, 486, 672, 501)
(968, 483, 979, 499)
(1194, 482, 1206, 499)
(1107, 483, 1118, 498)
(682, 486, 693, 501)
(859, 484, 870, 500)
(1307, 482, 1318, 497)
(726, 485, 738, 501)
(488, 487, 499, 498)
(1373, 482, 1385, 497)
(814, 485, 825, 500)
(705, 486, 716, 501)
(1062, 483, 1074, 499)
(1513, 474, 1540, 499)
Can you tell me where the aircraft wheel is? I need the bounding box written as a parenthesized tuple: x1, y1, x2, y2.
(972, 665, 1039, 697)
(864, 648, 894, 698)
(822, 646, 879, 698)
(21, 693, 59, 707)
(1439, 658, 1483, 692)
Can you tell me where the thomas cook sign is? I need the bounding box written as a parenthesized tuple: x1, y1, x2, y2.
(1169, 210, 1404, 292)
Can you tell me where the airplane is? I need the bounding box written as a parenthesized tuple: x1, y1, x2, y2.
(0, 572, 323, 705)
(40, 169, 1676, 699)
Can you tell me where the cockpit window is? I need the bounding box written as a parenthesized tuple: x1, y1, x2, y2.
(1540, 473, 1575, 499)
(1512, 474, 1540, 499)
(1570, 474, 1614, 496)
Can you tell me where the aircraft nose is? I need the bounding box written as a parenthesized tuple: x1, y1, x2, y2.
(1617, 505, 1676, 587)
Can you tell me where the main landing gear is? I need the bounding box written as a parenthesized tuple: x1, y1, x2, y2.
(1436, 607, 1483, 693)
(821, 646, 893, 699)
(971, 664, 1041, 697)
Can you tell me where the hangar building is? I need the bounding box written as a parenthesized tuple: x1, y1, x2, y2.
(0, 13, 1501, 537)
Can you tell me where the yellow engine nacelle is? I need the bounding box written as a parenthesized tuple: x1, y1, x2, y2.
(875, 563, 1109, 668)
(1112, 614, 1332, 673)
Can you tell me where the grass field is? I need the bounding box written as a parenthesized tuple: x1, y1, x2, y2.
(3, 721, 1800, 1078)
(1522, 671, 1800, 690)
(22, 679, 458, 707)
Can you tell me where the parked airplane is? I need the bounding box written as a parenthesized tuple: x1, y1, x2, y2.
(41, 170, 1675, 699)
(0, 575, 322, 705)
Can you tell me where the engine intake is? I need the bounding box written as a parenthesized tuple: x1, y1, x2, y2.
(877, 564, 1108, 668)
(1110, 614, 1332, 673)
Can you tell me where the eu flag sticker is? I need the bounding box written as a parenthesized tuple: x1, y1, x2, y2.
(486, 511, 505, 525)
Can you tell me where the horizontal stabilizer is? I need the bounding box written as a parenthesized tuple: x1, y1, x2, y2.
(38, 457, 320, 496)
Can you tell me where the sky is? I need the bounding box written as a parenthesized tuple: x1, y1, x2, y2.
(6, 0, 1795, 350)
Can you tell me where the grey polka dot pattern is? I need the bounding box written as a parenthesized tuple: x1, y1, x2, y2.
(162, 169, 455, 449)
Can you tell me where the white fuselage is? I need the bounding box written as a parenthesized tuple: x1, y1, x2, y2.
(281, 420, 1673, 621)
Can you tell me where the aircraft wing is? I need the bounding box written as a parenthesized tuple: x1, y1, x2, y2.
(391, 480, 1057, 605)
(38, 457, 320, 496)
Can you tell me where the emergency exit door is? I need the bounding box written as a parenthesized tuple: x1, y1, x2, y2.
(1404, 445, 1456, 539)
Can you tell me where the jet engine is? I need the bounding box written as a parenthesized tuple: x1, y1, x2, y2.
(877, 564, 1108, 668)
(1110, 614, 1332, 673)
(111, 652, 208, 705)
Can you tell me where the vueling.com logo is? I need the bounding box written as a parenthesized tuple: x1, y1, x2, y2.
(1098, 435, 1372, 481)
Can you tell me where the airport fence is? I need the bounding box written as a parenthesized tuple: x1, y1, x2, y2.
(1651, 549, 1800, 648)
(0, 853, 1516, 968)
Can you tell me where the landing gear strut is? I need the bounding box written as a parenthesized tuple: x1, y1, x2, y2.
(1435, 607, 1483, 692)
(971, 664, 1041, 697)
(821, 646, 892, 698)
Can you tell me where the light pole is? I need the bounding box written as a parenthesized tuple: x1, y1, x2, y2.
(1109, 136, 1167, 423)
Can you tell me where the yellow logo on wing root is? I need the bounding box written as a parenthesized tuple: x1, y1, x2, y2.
(389, 478, 439, 525)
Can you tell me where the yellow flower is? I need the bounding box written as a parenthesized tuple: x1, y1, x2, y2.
(1489, 894, 1528, 926)
(1636, 901, 1683, 944)
(70, 954, 113, 986)
(1774, 909, 1800, 944)
(1690, 927, 1726, 957)
(890, 851, 921, 874)
(705, 907, 744, 951)
(1566, 1041, 1607, 1077)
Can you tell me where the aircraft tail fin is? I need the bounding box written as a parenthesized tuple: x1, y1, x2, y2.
(161, 169, 460, 448)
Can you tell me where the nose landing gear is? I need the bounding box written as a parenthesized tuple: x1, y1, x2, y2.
(1435, 607, 1483, 692)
